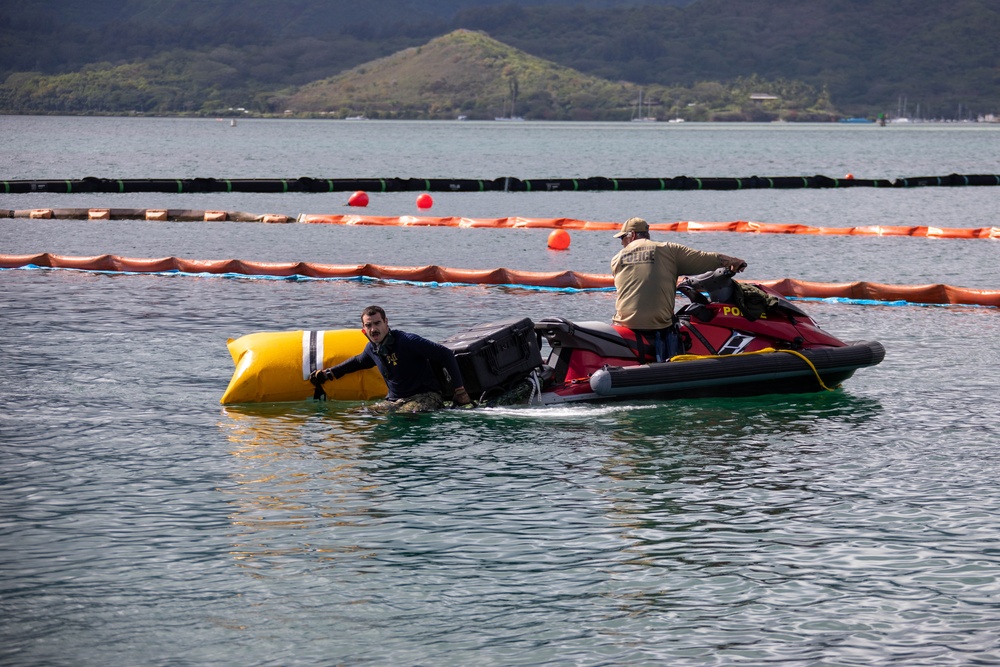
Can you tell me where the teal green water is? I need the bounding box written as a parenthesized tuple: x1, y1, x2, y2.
(2, 118, 1000, 665)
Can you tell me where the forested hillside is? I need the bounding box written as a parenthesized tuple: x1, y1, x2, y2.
(1, 0, 996, 118)
(283, 31, 836, 121)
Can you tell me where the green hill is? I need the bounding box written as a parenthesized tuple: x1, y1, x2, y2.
(1, 0, 997, 118)
(284, 30, 835, 121)
(0, 29, 839, 121)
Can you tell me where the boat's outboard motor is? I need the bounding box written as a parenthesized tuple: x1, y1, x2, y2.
(678, 267, 736, 304)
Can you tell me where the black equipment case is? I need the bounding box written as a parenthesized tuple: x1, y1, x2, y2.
(440, 318, 542, 399)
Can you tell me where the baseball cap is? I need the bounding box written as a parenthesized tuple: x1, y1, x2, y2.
(614, 217, 650, 238)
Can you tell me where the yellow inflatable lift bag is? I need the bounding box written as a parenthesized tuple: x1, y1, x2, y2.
(221, 329, 387, 404)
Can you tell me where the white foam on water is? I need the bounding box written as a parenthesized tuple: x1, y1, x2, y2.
(476, 402, 657, 420)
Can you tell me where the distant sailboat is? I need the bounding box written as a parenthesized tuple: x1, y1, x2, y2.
(495, 93, 524, 121)
(631, 89, 656, 122)
(891, 95, 911, 124)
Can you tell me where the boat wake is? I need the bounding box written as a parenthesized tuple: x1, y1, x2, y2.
(476, 403, 656, 420)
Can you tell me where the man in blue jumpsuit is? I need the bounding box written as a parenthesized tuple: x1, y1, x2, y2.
(310, 305, 472, 413)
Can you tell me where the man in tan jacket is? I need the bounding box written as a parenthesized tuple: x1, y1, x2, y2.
(611, 217, 746, 361)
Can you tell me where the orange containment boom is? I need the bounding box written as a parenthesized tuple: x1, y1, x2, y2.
(3, 209, 999, 239)
(2, 253, 999, 307)
(299, 215, 1000, 239)
(756, 278, 1000, 307)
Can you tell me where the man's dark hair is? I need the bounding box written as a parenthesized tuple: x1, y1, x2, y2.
(634, 231, 651, 240)
(361, 305, 386, 322)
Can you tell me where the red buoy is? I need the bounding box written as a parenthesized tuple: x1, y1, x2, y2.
(348, 191, 369, 207)
(547, 229, 571, 250)
(416, 193, 434, 209)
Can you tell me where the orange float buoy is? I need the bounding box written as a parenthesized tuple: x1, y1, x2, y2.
(547, 229, 571, 250)
(348, 190, 369, 207)
(845, 173, 855, 180)
(416, 193, 434, 209)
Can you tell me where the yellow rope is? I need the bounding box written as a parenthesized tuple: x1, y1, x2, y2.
(669, 347, 838, 391)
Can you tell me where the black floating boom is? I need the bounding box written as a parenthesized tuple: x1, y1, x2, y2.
(3, 174, 999, 194)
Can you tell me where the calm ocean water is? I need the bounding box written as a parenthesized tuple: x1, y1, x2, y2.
(2, 116, 1000, 666)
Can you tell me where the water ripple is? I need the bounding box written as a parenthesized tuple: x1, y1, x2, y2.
(4, 237, 1000, 665)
